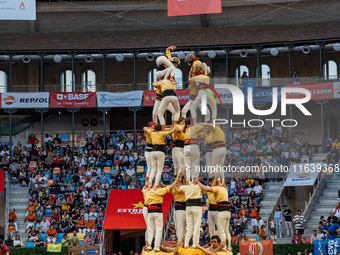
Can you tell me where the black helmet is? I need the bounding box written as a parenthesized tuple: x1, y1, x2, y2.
(195, 65, 204, 73)
(185, 53, 196, 64)
(171, 57, 180, 65)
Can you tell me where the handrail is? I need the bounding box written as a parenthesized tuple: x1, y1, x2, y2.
(5, 171, 9, 238)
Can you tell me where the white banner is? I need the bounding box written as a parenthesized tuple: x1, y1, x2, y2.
(1, 93, 49, 108)
(0, 0, 36, 20)
(97, 91, 143, 107)
(283, 162, 322, 186)
(215, 88, 233, 104)
(333, 82, 340, 99)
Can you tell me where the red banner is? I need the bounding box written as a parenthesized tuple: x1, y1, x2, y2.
(0, 171, 4, 192)
(104, 189, 173, 230)
(239, 240, 273, 255)
(143, 89, 190, 106)
(167, 0, 222, 17)
(49, 92, 96, 108)
(285, 83, 333, 100)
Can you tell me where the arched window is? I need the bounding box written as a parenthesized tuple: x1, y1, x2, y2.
(148, 68, 183, 90)
(235, 65, 249, 87)
(0, 71, 7, 93)
(60, 70, 75, 92)
(323, 60, 338, 79)
(261, 64, 271, 86)
(82, 69, 96, 92)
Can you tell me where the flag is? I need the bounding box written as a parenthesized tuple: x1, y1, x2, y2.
(327, 239, 340, 255)
(47, 243, 62, 253)
(0, 171, 4, 192)
(239, 240, 273, 255)
(167, 0, 222, 17)
(314, 240, 327, 255)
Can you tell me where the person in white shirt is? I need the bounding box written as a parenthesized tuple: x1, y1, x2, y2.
(117, 141, 124, 151)
(334, 203, 340, 218)
(40, 216, 50, 233)
(126, 165, 135, 177)
(44, 134, 53, 144)
(39, 173, 48, 183)
(253, 181, 263, 198)
(270, 230, 277, 244)
(87, 127, 93, 140)
(311, 229, 321, 243)
(126, 139, 134, 150)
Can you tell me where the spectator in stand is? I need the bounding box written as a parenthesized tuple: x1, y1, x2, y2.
(84, 232, 95, 246)
(28, 226, 38, 241)
(292, 210, 306, 235)
(283, 205, 293, 237)
(0, 240, 10, 255)
(328, 211, 338, 224)
(34, 234, 44, 247)
(7, 208, 18, 232)
(274, 205, 283, 238)
(13, 235, 23, 248)
(258, 225, 267, 240)
(69, 230, 79, 246)
(4, 235, 13, 248)
(40, 216, 50, 233)
(334, 203, 340, 218)
(62, 234, 71, 247)
(46, 225, 58, 243)
(311, 230, 321, 243)
(292, 229, 303, 244)
(25, 210, 36, 233)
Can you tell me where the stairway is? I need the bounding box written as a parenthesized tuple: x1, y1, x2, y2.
(8, 181, 29, 240)
(303, 176, 340, 238)
(243, 181, 284, 239)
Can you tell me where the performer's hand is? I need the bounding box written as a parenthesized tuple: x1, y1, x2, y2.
(220, 241, 226, 247)
(177, 172, 183, 179)
(215, 173, 220, 178)
(193, 178, 199, 184)
(167, 46, 176, 51)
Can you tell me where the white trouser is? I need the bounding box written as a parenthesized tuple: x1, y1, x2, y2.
(285, 221, 293, 236)
(149, 151, 165, 187)
(217, 210, 231, 249)
(158, 96, 180, 126)
(212, 147, 227, 184)
(185, 206, 202, 248)
(174, 209, 186, 243)
(147, 212, 163, 251)
(156, 56, 176, 79)
(191, 89, 217, 120)
(7, 222, 18, 231)
(208, 210, 218, 237)
(182, 99, 211, 121)
(184, 144, 200, 183)
(206, 151, 214, 179)
(143, 206, 149, 241)
(47, 237, 56, 243)
(145, 151, 152, 178)
(172, 146, 185, 176)
(29, 236, 38, 242)
(26, 222, 34, 230)
(153, 100, 175, 123)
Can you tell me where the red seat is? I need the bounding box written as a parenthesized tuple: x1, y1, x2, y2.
(305, 238, 311, 244)
(46, 216, 52, 222)
(50, 194, 56, 200)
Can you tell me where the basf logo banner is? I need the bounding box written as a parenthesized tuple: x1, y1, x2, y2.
(0, 0, 36, 20)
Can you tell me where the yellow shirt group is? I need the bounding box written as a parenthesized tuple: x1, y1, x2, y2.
(179, 184, 202, 201)
(183, 125, 204, 140)
(143, 187, 170, 205)
(212, 187, 229, 203)
(147, 130, 169, 145)
(173, 125, 185, 141)
(171, 187, 186, 202)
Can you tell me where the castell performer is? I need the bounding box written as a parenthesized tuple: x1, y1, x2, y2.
(155, 46, 180, 82)
(143, 172, 182, 252)
(195, 174, 231, 251)
(145, 121, 155, 184)
(143, 124, 176, 188)
(172, 117, 186, 176)
(190, 65, 217, 124)
(181, 53, 211, 120)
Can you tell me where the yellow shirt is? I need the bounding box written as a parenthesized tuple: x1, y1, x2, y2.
(332, 142, 340, 150)
(143, 187, 170, 205)
(155, 85, 163, 96)
(184, 125, 204, 140)
(203, 191, 217, 205)
(146, 130, 153, 145)
(153, 79, 176, 92)
(205, 130, 214, 148)
(211, 127, 225, 143)
(190, 60, 202, 77)
(179, 184, 202, 200)
(173, 125, 185, 141)
(189, 80, 199, 97)
(143, 190, 150, 206)
(147, 130, 169, 145)
(212, 187, 229, 203)
(176, 246, 205, 255)
(171, 187, 186, 202)
(142, 250, 172, 255)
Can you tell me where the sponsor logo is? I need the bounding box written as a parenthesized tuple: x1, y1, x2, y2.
(19, 2, 25, 10)
(116, 201, 144, 214)
(3, 96, 15, 105)
(249, 242, 264, 255)
(56, 93, 90, 100)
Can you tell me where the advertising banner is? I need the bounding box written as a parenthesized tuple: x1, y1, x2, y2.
(328, 239, 340, 255)
(97, 91, 143, 107)
(283, 163, 322, 186)
(104, 189, 173, 229)
(286, 83, 333, 100)
(239, 240, 273, 255)
(333, 82, 340, 99)
(143, 89, 189, 106)
(241, 86, 283, 103)
(0, 0, 36, 20)
(1, 92, 49, 108)
(50, 92, 96, 108)
(167, 0, 222, 17)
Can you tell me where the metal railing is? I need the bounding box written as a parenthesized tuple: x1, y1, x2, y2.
(8, 76, 340, 93)
(162, 198, 175, 243)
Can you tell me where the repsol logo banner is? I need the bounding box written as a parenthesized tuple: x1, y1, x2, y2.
(1, 92, 49, 108)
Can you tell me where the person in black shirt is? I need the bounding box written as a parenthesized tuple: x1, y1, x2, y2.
(328, 212, 338, 224)
(283, 205, 293, 237)
(4, 234, 13, 248)
(230, 221, 243, 235)
(58, 216, 69, 234)
(34, 234, 44, 247)
(71, 172, 80, 187)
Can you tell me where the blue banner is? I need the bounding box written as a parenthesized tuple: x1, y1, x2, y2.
(241, 86, 283, 103)
(314, 240, 327, 255)
(328, 239, 340, 255)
